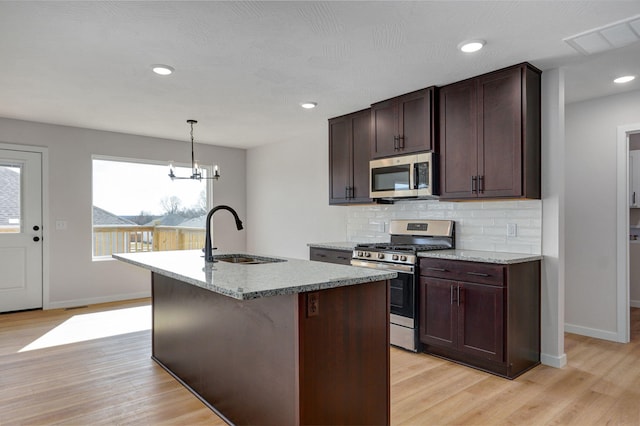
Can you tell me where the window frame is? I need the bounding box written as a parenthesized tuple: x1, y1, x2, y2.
(91, 154, 213, 260)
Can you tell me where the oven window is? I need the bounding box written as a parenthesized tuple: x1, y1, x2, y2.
(372, 165, 411, 191)
(389, 274, 414, 318)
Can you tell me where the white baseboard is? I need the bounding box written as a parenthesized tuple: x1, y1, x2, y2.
(45, 291, 151, 310)
(564, 322, 624, 343)
(631, 299, 640, 308)
(540, 352, 567, 368)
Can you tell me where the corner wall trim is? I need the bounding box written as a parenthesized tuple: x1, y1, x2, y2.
(564, 322, 624, 343)
(540, 352, 567, 368)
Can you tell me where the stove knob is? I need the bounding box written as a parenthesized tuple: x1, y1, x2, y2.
(392, 254, 399, 261)
(357, 251, 363, 257)
(377, 253, 385, 260)
(365, 252, 371, 258)
(400, 255, 407, 261)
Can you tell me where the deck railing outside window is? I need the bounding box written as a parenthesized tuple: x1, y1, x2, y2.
(93, 225, 206, 257)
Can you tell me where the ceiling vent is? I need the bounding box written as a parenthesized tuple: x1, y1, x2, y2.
(564, 14, 640, 55)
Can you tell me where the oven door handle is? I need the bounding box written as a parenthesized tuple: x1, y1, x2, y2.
(350, 259, 414, 274)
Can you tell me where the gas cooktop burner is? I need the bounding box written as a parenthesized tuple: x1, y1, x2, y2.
(352, 220, 455, 266)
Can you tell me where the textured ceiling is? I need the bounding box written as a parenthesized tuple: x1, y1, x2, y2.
(1, 1, 639, 149)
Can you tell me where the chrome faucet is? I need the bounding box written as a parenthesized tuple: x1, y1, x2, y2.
(204, 205, 244, 262)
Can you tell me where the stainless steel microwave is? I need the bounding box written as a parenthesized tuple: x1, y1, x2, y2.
(370, 152, 436, 199)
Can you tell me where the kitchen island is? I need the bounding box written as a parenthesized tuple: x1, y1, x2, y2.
(114, 250, 396, 426)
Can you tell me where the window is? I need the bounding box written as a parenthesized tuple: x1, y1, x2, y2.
(92, 157, 211, 258)
(0, 164, 21, 233)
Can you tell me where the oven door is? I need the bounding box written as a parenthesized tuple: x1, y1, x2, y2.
(389, 271, 414, 320)
(351, 260, 418, 351)
(350, 260, 414, 318)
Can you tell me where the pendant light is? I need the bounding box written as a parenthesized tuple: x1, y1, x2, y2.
(168, 120, 220, 181)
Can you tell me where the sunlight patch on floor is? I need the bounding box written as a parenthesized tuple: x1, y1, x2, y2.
(19, 305, 151, 352)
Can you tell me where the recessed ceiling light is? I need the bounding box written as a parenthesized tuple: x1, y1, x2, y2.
(614, 75, 636, 84)
(458, 40, 486, 53)
(300, 102, 318, 109)
(152, 65, 174, 76)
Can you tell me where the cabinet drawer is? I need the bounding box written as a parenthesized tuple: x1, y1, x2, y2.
(310, 248, 353, 265)
(420, 258, 505, 286)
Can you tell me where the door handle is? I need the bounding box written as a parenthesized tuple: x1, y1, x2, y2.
(33, 225, 40, 231)
(33, 236, 40, 242)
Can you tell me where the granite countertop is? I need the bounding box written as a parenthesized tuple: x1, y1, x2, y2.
(114, 250, 396, 300)
(307, 242, 359, 251)
(418, 249, 543, 264)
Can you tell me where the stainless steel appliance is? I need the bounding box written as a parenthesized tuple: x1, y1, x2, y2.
(351, 219, 455, 352)
(369, 152, 436, 199)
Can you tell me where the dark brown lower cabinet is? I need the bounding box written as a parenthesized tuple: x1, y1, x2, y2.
(419, 258, 540, 379)
(152, 273, 390, 425)
(309, 247, 353, 265)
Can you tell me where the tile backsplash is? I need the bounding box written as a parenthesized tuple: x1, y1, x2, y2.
(347, 199, 542, 254)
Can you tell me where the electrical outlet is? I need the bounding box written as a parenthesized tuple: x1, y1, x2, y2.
(307, 292, 319, 317)
(507, 223, 517, 238)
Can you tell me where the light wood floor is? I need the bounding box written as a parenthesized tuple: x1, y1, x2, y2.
(1, 300, 638, 425)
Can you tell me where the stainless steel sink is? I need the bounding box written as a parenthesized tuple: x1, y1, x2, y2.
(213, 254, 286, 265)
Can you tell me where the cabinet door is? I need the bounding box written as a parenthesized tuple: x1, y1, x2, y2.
(398, 88, 433, 154)
(351, 109, 373, 202)
(328, 116, 351, 204)
(458, 282, 504, 361)
(478, 67, 523, 198)
(439, 80, 478, 199)
(419, 277, 457, 349)
(371, 100, 398, 159)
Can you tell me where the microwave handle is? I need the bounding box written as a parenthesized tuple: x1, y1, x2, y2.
(413, 163, 419, 189)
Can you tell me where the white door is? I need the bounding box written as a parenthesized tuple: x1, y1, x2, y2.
(0, 149, 43, 312)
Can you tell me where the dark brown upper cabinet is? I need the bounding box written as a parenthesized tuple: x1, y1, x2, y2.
(328, 109, 373, 205)
(438, 63, 541, 200)
(370, 87, 436, 159)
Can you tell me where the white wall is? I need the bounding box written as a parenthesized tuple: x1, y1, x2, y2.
(245, 120, 347, 259)
(565, 89, 640, 339)
(0, 117, 246, 308)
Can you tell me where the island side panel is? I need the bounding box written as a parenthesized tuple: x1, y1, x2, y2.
(151, 273, 299, 426)
(298, 280, 390, 425)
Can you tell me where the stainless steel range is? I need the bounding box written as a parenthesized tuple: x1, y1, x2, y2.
(351, 219, 455, 352)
